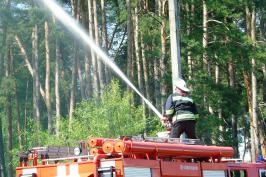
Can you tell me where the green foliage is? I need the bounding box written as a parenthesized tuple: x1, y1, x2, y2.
(197, 114, 221, 144)
(18, 81, 146, 147)
(0, 77, 16, 103)
(146, 116, 165, 136)
(70, 80, 145, 139)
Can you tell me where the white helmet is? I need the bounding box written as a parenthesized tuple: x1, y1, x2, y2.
(173, 79, 190, 92)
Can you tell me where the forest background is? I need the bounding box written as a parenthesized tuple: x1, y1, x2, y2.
(0, 0, 265, 176)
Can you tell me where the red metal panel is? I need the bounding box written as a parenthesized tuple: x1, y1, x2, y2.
(228, 163, 266, 168)
(161, 161, 201, 177)
(16, 168, 22, 177)
(201, 162, 228, 170)
(228, 163, 266, 177)
(152, 168, 162, 177)
(123, 158, 161, 177)
(123, 158, 160, 169)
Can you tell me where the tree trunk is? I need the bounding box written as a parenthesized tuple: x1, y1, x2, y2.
(6, 45, 13, 177)
(243, 70, 256, 162)
(77, 52, 86, 99)
(45, 21, 53, 134)
(134, 6, 144, 105)
(187, 49, 192, 81)
(69, 0, 79, 126)
(15, 82, 22, 150)
(215, 63, 219, 84)
(143, 0, 149, 10)
(228, 60, 239, 157)
(246, 5, 259, 161)
(245, 8, 255, 161)
(79, 0, 88, 99)
(130, 46, 135, 97)
(262, 64, 266, 152)
(88, 0, 99, 96)
(261, 17, 266, 103)
(15, 35, 46, 107)
(0, 1, 10, 175)
(101, 0, 111, 84)
(126, 0, 133, 91)
(71, 0, 75, 16)
(24, 81, 29, 146)
(246, 6, 251, 36)
(32, 25, 41, 132)
(81, 4, 93, 99)
(186, 2, 193, 81)
(141, 33, 151, 117)
(69, 43, 78, 127)
(0, 0, 10, 80)
(93, 0, 105, 95)
(53, 17, 61, 136)
(154, 59, 160, 110)
(190, 0, 195, 80)
(202, 0, 214, 115)
(263, 65, 266, 103)
(202, 0, 210, 75)
(159, 0, 167, 112)
(251, 5, 260, 157)
(216, 62, 224, 136)
(202, 0, 208, 111)
(85, 51, 93, 98)
(0, 55, 3, 177)
(258, 116, 266, 159)
(0, 113, 5, 177)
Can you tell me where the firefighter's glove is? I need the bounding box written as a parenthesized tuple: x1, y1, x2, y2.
(160, 116, 168, 124)
(164, 122, 172, 131)
(160, 117, 172, 130)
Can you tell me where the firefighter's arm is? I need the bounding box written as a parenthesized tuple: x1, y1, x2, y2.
(161, 95, 174, 128)
(163, 95, 175, 118)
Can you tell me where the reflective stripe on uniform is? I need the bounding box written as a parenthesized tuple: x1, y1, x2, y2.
(172, 113, 196, 123)
(166, 109, 174, 115)
(172, 95, 193, 103)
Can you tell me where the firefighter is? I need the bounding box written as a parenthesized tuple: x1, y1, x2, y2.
(161, 79, 198, 139)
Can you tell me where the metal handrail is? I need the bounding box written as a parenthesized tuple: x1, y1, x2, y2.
(42, 155, 94, 162)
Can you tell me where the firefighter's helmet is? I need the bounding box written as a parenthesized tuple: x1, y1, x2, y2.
(173, 79, 190, 92)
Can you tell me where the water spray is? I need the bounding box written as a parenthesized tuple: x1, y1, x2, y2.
(39, 0, 163, 119)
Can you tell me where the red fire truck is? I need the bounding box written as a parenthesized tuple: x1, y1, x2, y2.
(16, 136, 266, 177)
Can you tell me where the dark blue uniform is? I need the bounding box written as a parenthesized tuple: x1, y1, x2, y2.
(164, 93, 198, 139)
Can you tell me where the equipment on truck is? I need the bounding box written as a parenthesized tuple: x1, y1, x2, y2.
(16, 136, 266, 177)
